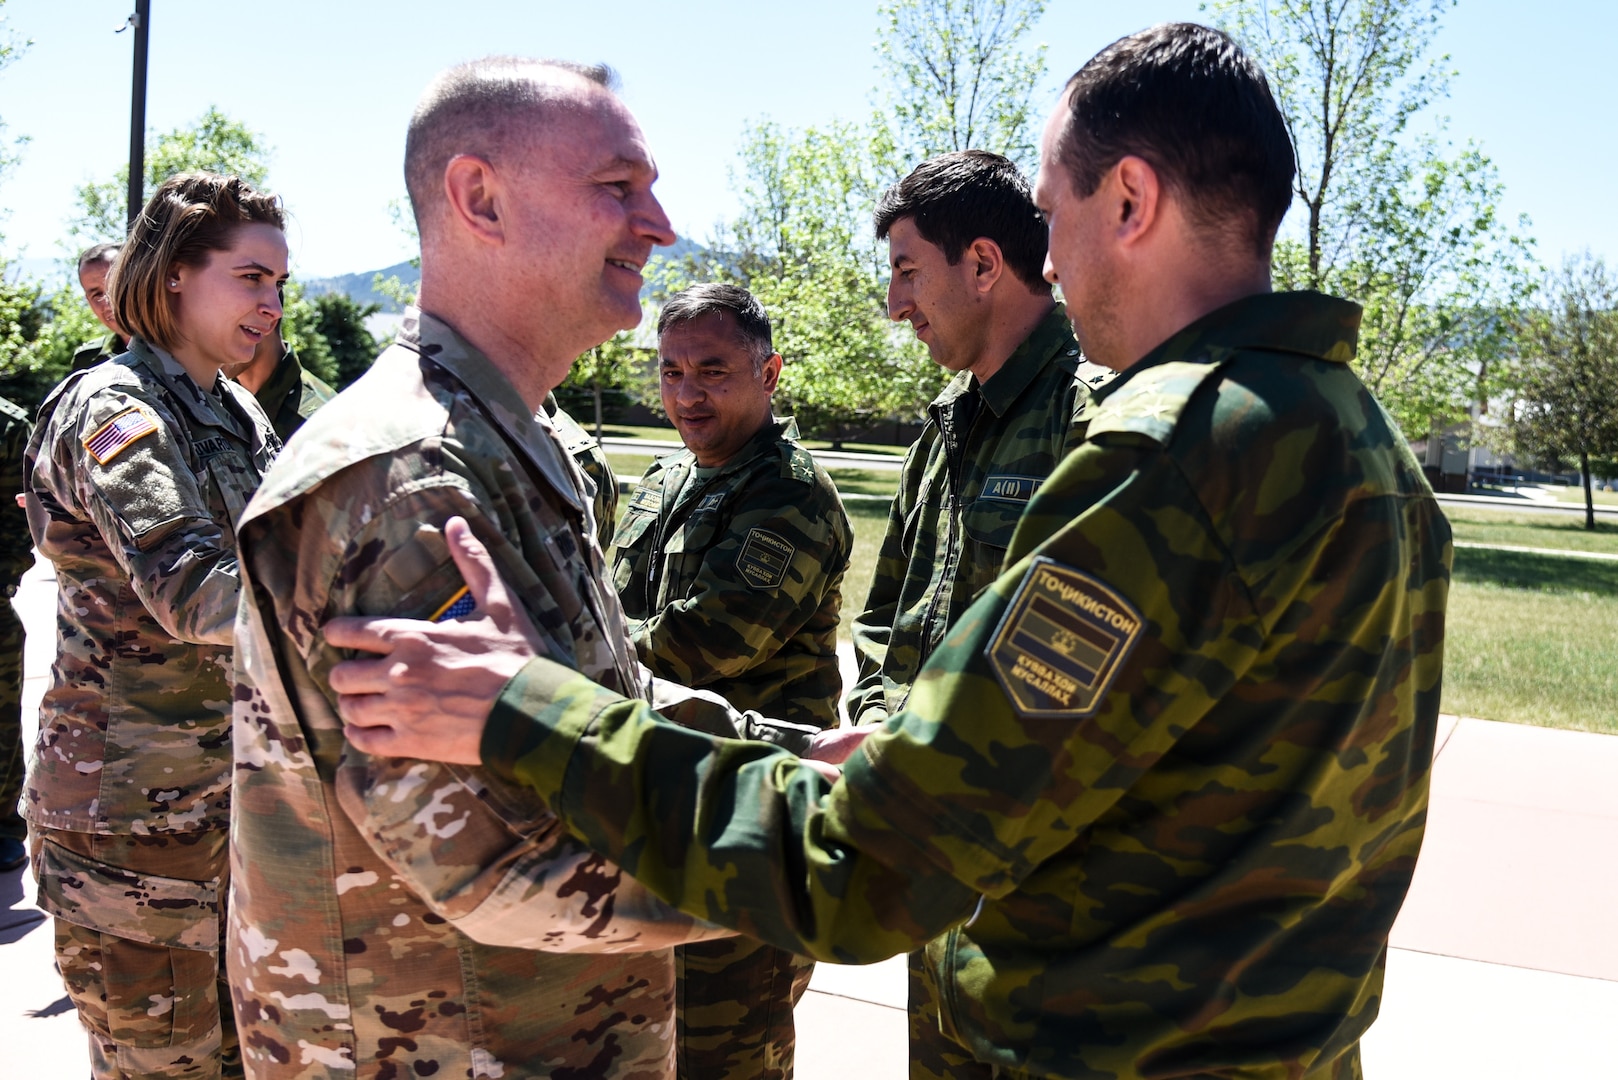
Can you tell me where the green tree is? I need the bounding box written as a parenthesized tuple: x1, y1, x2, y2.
(1510, 256, 1618, 530)
(1210, 0, 1538, 436)
(0, 280, 102, 408)
(559, 328, 648, 436)
(876, 0, 1049, 169)
(69, 107, 273, 244)
(284, 290, 380, 391)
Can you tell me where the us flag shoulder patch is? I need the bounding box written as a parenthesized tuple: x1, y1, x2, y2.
(986, 557, 1143, 718)
(429, 585, 477, 623)
(83, 406, 159, 465)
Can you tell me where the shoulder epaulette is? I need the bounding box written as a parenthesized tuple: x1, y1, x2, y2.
(1085, 354, 1232, 445)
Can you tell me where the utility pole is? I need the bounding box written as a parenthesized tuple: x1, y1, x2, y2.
(122, 0, 150, 234)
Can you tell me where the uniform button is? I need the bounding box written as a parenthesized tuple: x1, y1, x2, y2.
(1067, 348, 1079, 355)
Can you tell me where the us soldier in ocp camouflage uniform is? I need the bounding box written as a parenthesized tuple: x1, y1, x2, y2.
(611, 284, 851, 1080)
(227, 60, 813, 1079)
(0, 394, 32, 874)
(24, 172, 287, 1079)
(71, 243, 129, 372)
(545, 390, 620, 547)
(326, 24, 1454, 1080)
(845, 150, 1111, 1079)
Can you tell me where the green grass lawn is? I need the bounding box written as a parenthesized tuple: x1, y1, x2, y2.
(1442, 547, 1618, 733)
(1444, 504, 1618, 554)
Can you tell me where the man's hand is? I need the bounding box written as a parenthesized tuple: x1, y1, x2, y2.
(804, 725, 872, 767)
(325, 517, 543, 764)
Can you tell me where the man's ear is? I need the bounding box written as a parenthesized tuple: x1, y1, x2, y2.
(967, 237, 1007, 296)
(760, 352, 783, 395)
(1111, 155, 1162, 249)
(443, 154, 504, 246)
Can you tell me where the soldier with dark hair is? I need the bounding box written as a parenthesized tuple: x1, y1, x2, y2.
(71, 242, 129, 372)
(613, 283, 851, 1079)
(329, 22, 1452, 1080)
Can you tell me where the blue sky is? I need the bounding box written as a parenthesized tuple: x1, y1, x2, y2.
(0, 0, 1612, 280)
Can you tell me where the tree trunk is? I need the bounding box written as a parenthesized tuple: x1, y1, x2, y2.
(592, 377, 604, 440)
(1583, 451, 1595, 531)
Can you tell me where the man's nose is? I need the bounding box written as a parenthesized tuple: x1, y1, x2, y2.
(636, 192, 677, 248)
(887, 277, 909, 323)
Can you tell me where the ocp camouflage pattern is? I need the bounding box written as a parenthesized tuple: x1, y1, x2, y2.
(23, 339, 278, 836)
(846, 304, 1110, 727)
(480, 291, 1452, 1080)
(545, 391, 620, 549)
(229, 307, 736, 1080)
(612, 416, 851, 730)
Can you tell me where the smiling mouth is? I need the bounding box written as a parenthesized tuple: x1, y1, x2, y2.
(607, 258, 642, 274)
(242, 325, 267, 340)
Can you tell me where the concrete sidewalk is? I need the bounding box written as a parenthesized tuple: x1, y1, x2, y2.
(6, 561, 1616, 1077)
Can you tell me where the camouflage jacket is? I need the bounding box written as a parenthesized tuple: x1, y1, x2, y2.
(612, 417, 851, 730)
(479, 292, 1453, 1079)
(22, 339, 277, 834)
(69, 332, 125, 373)
(229, 308, 740, 1080)
(1, 394, 32, 585)
(847, 305, 1110, 725)
(544, 391, 619, 548)
(250, 345, 336, 443)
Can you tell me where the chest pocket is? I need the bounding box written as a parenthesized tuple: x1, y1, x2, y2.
(200, 449, 256, 527)
(659, 509, 722, 607)
(610, 507, 658, 604)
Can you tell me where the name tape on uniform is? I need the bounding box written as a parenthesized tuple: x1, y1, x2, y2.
(736, 528, 794, 590)
(83, 406, 159, 465)
(986, 557, 1143, 717)
(979, 474, 1043, 504)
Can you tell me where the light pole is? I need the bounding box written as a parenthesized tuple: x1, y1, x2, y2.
(122, 0, 150, 234)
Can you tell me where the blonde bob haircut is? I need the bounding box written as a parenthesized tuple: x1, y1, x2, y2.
(109, 172, 285, 353)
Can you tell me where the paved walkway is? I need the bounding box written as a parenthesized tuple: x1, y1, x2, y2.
(6, 560, 1615, 1077)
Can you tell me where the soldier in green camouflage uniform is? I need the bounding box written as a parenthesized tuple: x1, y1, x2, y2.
(0, 394, 32, 874)
(612, 285, 852, 1080)
(233, 328, 336, 443)
(848, 150, 1111, 1079)
(328, 26, 1454, 1080)
(23, 173, 288, 1080)
(546, 391, 620, 547)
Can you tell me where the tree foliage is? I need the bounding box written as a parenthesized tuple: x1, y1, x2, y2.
(560, 328, 649, 435)
(0, 280, 101, 408)
(654, 0, 1050, 441)
(69, 107, 273, 244)
(1211, 0, 1539, 435)
(1509, 256, 1618, 529)
(876, 0, 1048, 169)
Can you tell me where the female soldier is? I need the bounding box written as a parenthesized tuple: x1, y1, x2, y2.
(22, 172, 285, 1080)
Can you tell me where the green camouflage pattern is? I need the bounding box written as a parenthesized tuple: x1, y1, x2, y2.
(249, 346, 336, 443)
(22, 338, 278, 836)
(613, 416, 851, 730)
(479, 291, 1453, 1080)
(1, 394, 32, 842)
(545, 391, 620, 548)
(846, 304, 1110, 728)
(676, 936, 815, 1080)
(229, 307, 739, 1080)
(612, 416, 847, 1078)
(33, 827, 240, 1078)
(70, 332, 125, 373)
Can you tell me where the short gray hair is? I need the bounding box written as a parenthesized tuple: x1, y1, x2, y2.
(657, 284, 775, 377)
(404, 56, 618, 235)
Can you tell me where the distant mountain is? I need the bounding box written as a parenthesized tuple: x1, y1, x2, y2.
(302, 236, 711, 311)
(301, 260, 418, 312)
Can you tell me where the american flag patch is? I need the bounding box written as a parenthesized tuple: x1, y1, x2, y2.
(83, 407, 159, 464)
(430, 586, 477, 623)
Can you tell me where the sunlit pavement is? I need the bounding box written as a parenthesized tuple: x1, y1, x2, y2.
(6, 561, 1615, 1077)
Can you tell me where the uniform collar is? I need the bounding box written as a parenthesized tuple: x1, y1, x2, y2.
(932, 304, 1080, 419)
(402, 307, 582, 512)
(252, 346, 304, 419)
(1116, 291, 1363, 390)
(127, 336, 249, 440)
